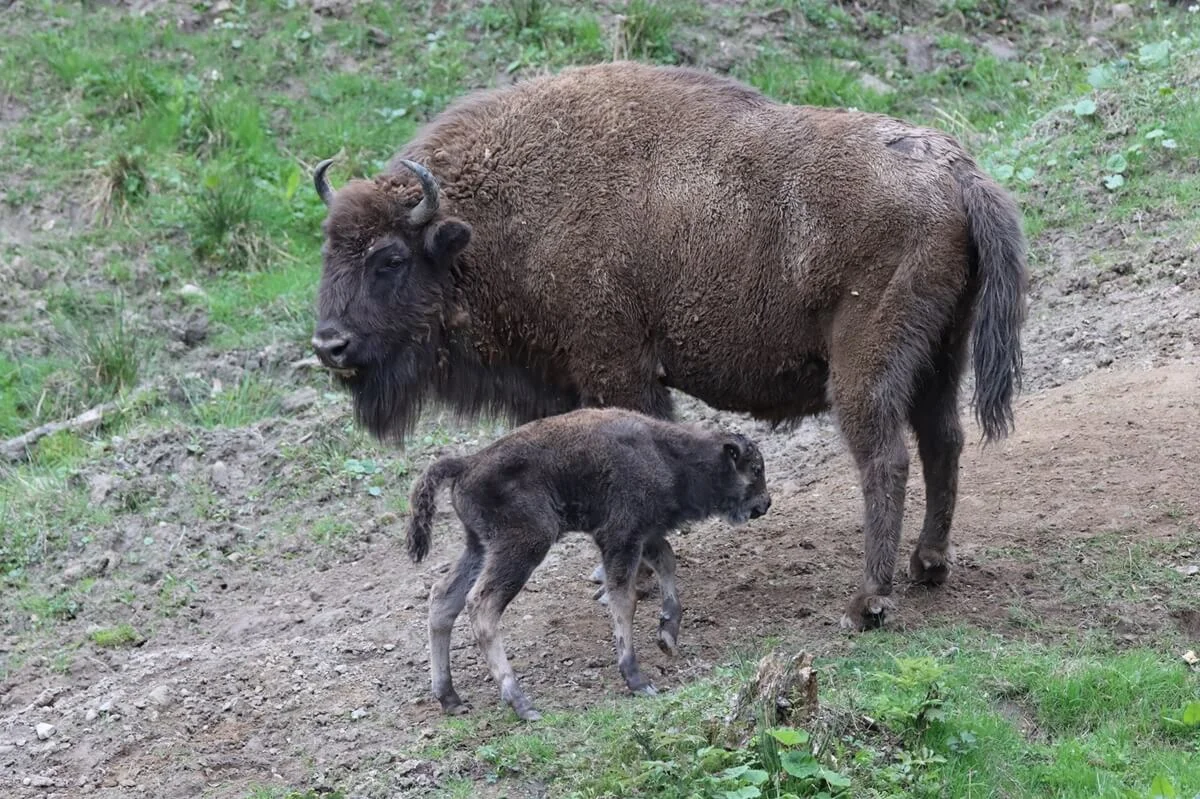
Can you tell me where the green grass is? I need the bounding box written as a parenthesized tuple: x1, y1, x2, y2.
(89, 623, 143, 648)
(420, 629, 1200, 799)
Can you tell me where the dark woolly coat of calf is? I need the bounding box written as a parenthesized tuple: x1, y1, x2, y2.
(405, 407, 770, 564)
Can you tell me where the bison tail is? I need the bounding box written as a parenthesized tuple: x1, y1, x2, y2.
(405, 456, 468, 563)
(962, 168, 1030, 444)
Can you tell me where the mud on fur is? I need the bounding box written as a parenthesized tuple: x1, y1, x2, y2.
(404, 407, 772, 721)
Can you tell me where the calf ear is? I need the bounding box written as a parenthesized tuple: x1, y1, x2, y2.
(425, 218, 472, 263)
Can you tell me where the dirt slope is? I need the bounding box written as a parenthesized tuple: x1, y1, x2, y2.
(2, 361, 1197, 798)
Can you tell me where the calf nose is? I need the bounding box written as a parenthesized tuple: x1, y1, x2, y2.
(312, 325, 351, 366)
(750, 497, 771, 519)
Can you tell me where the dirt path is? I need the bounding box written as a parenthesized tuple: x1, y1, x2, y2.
(2, 361, 1197, 798)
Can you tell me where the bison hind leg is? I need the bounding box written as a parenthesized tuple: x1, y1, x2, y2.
(907, 325, 970, 587)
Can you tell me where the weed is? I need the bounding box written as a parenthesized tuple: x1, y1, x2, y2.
(191, 176, 268, 272)
(181, 371, 281, 428)
(90, 623, 143, 648)
(86, 149, 150, 224)
(614, 0, 682, 61)
(310, 518, 355, 546)
(78, 302, 144, 398)
(506, 0, 547, 32)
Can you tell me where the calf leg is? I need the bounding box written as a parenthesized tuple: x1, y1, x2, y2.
(576, 358, 674, 603)
(466, 536, 553, 722)
(600, 538, 656, 695)
(427, 536, 484, 714)
(908, 355, 965, 586)
(640, 534, 682, 656)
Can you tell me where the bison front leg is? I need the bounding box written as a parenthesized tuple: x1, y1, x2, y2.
(600, 539, 656, 696)
(640, 533, 682, 656)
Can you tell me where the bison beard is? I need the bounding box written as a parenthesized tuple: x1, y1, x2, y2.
(343, 345, 435, 445)
(346, 333, 583, 446)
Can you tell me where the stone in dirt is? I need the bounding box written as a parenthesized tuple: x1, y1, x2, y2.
(147, 686, 173, 708)
(33, 687, 64, 708)
(35, 723, 56, 740)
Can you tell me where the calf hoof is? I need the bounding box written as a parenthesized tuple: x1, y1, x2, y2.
(630, 682, 658, 697)
(839, 593, 896, 632)
(513, 704, 542, 722)
(657, 613, 681, 656)
(909, 549, 951, 586)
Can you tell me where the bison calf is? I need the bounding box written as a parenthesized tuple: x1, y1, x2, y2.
(405, 407, 772, 721)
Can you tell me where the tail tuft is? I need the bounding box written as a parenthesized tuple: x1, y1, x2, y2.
(961, 168, 1030, 444)
(405, 457, 468, 562)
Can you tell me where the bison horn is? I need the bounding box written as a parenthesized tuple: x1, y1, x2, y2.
(398, 159, 440, 226)
(313, 158, 336, 207)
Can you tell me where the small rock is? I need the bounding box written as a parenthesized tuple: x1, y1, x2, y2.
(33, 687, 63, 708)
(366, 26, 391, 46)
(764, 7, 789, 23)
(147, 686, 173, 707)
(1176, 564, 1199, 576)
(178, 283, 206, 299)
(210, 461, 230, 491)
(351, 707, 367, 720)
(30, 775, 54, 788)
(1111, 3, 1134, 19)
(35, 723, 56, 740)
(280, 387, 319, 414)
(85, 707, 98, 722)
(334, 664, 348, 675)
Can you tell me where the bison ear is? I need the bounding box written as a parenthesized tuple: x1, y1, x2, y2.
(723, 442, 741, 464)
(424, 219, 472, 263)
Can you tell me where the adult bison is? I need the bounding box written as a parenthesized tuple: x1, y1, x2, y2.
(309, 61, 1028, 630)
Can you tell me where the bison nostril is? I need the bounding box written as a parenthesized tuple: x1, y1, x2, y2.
(312, 329, 352, 364)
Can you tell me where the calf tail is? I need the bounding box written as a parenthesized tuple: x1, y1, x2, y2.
(406, 456, 468, 563)
(960, 166, 1030, 443)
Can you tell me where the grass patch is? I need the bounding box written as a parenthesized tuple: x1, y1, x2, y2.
(422, 629, 1200, 798)
(90, 623, 144, 648)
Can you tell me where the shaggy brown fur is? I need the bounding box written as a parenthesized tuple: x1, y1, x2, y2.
(310, 61, 1029, 630)
(405, 407, 772, 721)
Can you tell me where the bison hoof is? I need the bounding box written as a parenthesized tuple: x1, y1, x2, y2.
(631, 682, 658, 697)
(438, 694, 470, 716)
(909, 549, 951, 586)
(657, 629, 678, 657)
(839, 593, 896, 632)
(589, 563, 606, 584)
(515, 705, 543, 722)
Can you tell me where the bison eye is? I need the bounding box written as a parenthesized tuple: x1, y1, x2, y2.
(366, 244, 410, 275)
